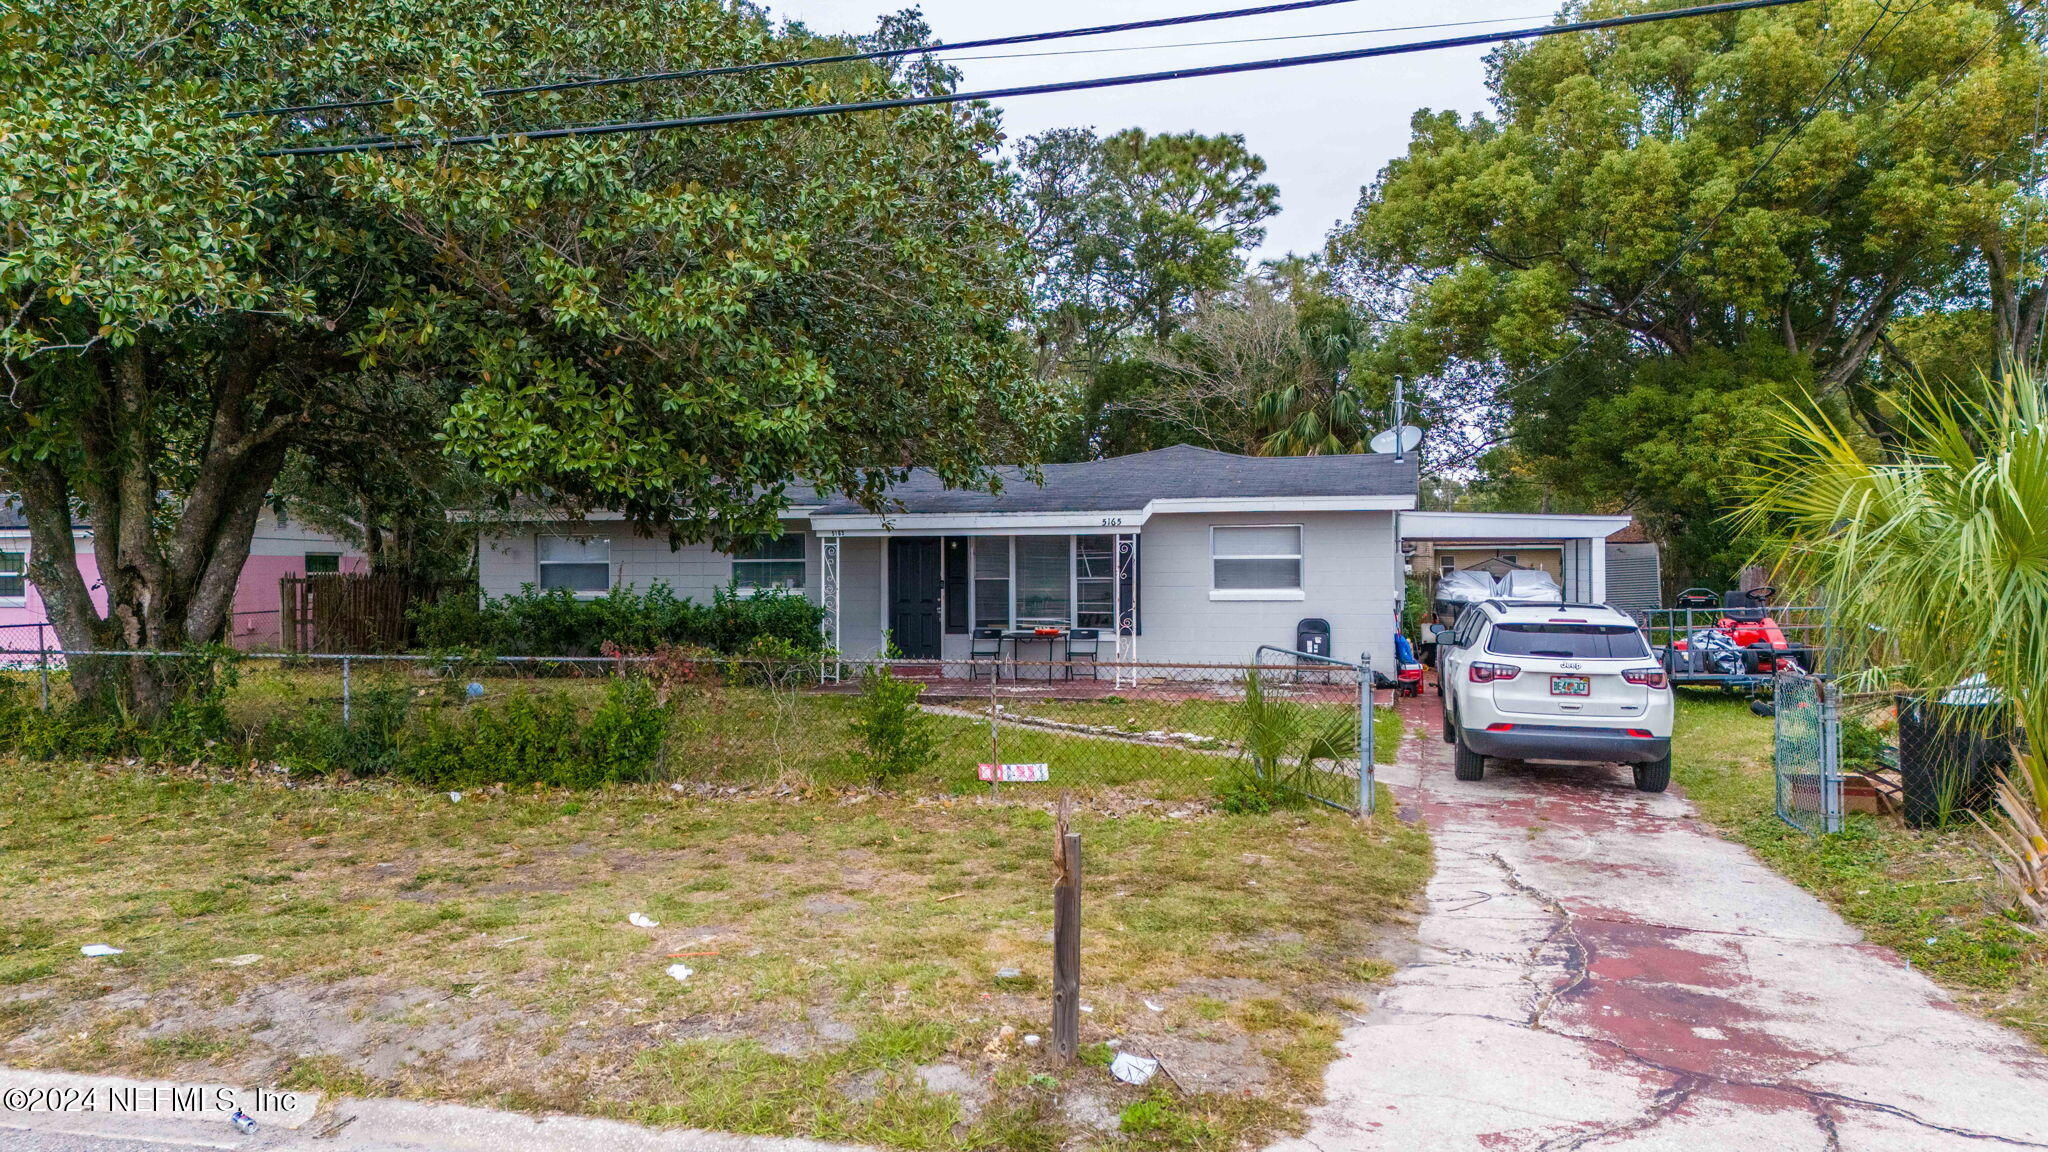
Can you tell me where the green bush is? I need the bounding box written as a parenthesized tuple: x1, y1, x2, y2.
(411, 582, 825, 657)
(265, 685, 413, 777)
(0, 650, 241, 764)
(848, 664, 936, 785)
(395, 677, 667, 788)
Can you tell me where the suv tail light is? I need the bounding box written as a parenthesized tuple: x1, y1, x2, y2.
(1622, 668, 1669, 689)
(1468, 661, 1521, 683)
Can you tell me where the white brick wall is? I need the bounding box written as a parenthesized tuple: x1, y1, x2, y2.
(1131, 510, 1400, 670)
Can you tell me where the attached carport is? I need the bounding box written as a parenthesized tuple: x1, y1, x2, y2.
(1398, 511, 1634, 608)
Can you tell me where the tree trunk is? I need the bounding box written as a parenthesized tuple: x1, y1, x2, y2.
(11, 336, 293, 722)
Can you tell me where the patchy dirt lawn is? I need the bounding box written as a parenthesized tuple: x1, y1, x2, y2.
(0, 762, 1428, 1150)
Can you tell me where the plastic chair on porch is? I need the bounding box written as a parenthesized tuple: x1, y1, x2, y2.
(969, 627, 1004, 680)
(1064, 629, 1101, 680)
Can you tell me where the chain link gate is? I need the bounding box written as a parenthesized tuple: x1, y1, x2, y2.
(1773, 669, 1843, 834)
(1251, 646, 1375, 816)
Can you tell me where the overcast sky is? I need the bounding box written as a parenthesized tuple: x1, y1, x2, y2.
(767, 0, 1538, 261)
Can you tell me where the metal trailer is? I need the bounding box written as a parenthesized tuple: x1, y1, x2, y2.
(1635, 591, 1829, 691)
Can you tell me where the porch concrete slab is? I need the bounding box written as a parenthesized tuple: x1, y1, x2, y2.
(1272, 695, 2048, 1151)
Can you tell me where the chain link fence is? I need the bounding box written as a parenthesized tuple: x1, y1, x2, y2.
(0, 639, 1392, 812)
(1773, 670, 1843, 834)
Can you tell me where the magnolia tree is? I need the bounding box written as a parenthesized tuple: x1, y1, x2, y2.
(0, 0, 1052, 714)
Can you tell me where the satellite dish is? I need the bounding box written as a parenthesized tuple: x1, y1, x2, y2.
(1370, 425, 1424, 455)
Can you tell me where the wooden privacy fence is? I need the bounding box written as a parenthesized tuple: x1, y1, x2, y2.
(281, 573, 472, 653)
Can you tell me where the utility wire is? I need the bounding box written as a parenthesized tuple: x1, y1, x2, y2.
(942, 14, 1553, 63)
(233, 0, 1404, 119)
(262, 0, 1809, 157)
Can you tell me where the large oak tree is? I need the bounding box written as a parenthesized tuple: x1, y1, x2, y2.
(1329, 0, 2046, 583)
(1, 0, 1051, 712)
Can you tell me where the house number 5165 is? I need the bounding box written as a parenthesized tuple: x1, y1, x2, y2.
(1099, 517, 1124, 527)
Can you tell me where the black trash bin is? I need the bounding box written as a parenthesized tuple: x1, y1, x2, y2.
(1295, 618, 1331, 659)
(1895, 690, 2016, 828)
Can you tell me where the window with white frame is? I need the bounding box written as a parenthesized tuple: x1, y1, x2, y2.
(1015, 536, 1071, 628)
(731, 535, 805, 591)
(1211, 525, 1303, 596)
(0, 550, 22, 601)
(972, 537, 1011, 629)
(536, 535, 611, 593)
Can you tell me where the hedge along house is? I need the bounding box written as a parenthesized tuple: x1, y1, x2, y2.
(0, 500, 368, 651)
(468, 445, 1632, 673)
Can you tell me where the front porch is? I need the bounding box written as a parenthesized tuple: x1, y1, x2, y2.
(815, 528, 1141, 667)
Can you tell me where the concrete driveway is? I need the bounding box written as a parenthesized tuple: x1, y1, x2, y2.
(1275, 694, 2048, 1151)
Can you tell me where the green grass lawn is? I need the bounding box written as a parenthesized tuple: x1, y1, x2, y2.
(998, 697, 1402, 764)
(0, 753, 1429, 1150)
(1671, 692, 2048, 1048)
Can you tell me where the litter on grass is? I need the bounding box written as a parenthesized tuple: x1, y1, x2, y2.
(447, 792, 462, 803)
(666, 963, 694, 982)
(628, 913, 660, 928)
(1110, 1053, 1160, 1086)
(1143, 999, 1164, 1013)
(211, 954, 263, 966)
(80, 944, 123, 958)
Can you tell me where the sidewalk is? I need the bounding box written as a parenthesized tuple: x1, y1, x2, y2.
(1273, 694, 2048, 1151)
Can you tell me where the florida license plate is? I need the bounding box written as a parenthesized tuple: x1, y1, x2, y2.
(1550, 675, 1590, 696)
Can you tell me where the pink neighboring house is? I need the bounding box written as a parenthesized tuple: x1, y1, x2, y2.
(0, 506, 366, 651)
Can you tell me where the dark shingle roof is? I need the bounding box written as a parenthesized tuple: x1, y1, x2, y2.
(810, 445, 1417, 516)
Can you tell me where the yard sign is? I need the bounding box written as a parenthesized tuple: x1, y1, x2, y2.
(977, 762, 1050, 783)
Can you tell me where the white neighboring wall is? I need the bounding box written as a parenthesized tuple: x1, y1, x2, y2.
(475, 521, 821, 607)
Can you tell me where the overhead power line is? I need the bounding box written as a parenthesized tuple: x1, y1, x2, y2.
(942, 14, 1554, 64)
(233, 0, 1409, 119)
(262, 0, 1809, 157)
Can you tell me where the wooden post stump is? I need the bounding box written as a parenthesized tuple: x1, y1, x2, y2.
(1052, 795, 1081, 1062)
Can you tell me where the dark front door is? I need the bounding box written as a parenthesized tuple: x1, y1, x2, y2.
(888, 537, 944, 659)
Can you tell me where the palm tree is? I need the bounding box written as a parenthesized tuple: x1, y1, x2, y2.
(1736, 370, 2048, 923)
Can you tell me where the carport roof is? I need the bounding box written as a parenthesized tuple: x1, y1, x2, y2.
(808, 445, 1418, 516)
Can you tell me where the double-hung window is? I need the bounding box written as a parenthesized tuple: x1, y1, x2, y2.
(536, 535, 611, 594)
(1210, 525, 1303, 599)
(1014, 537, 1071, 628)
(0, 550, 23, 602)
(972, 538, 1011, 629)
(731, 535, 805, 592)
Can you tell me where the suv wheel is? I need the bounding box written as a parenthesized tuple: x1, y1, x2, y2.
(1633, 754, 1671, 793)
(1453, 737, 1486, 782)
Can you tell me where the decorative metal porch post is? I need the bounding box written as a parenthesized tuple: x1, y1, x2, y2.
(819, 534, 842, 680)
(1113, 532, 1138, 688)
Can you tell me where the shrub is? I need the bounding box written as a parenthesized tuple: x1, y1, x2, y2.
(396, 677, 667, 788)
(411, 582, 825, 657)
(264, 685, 412, 777)
(0, 650, 241, 764)
(848, 664, 936, 785)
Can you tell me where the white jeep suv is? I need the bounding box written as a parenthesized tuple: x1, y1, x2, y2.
(1435, 600, 1674, 791)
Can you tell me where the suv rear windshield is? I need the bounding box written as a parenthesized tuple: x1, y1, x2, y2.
(1486, 623, 1649, 660)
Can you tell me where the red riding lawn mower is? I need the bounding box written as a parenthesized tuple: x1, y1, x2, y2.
(1663, 586, 1814, 687)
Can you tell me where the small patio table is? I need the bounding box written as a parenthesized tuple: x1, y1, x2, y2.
(1000, 629, 1071, 680)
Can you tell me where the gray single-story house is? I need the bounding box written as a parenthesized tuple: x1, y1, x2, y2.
(470, 445, 1630, 671)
